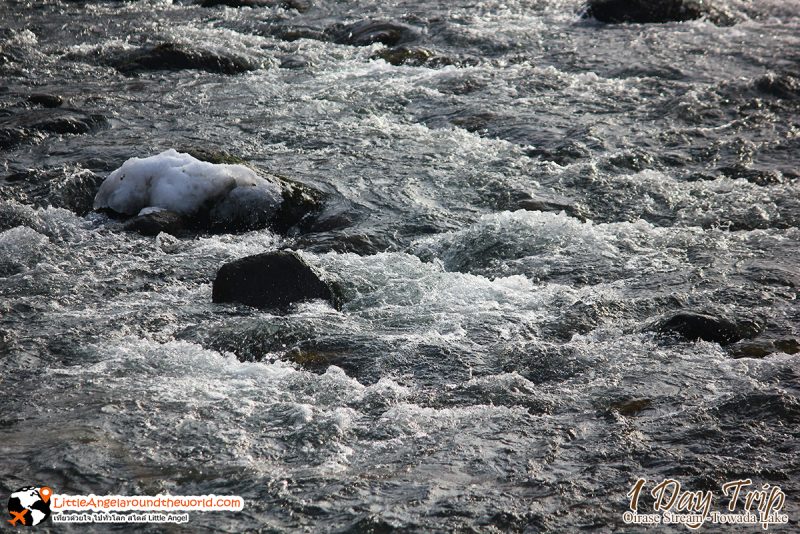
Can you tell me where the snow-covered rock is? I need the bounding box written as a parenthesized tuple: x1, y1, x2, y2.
(93, 149, 324, 235)
(94, 149, 281, 217)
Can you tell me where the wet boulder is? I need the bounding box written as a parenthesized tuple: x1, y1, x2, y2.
(516, 192, 586, 221)
(212, 251, 338, 311)
(657, 311, 762, 345)
(326, 20, 419, 47)
(373, 46, 455, 68)
(199, 0, 311, 11)
(123, 209, 186, 237)
(581, 0, 731, 25)
(279, 55, 310, 69)
(27, 94, 63, 108)
(0, 108, 107, 150)
(728, 338, 800, 359)
(754, 72, 800, 100)
(110, 42, 257, 75)
(3, 166, 103, 215)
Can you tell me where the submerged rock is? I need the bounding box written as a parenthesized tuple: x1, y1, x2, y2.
(93, 149, 324, 235)
(123, 209, 186, 237)
(582, 0, 732, 25)
(0, 108, 107, 150)
(199, 0, 311, 11)
(212, 251, 338, 311)
(27, 94, 63, 108)
(717, 165, 784, 186)
(728, 338, 800, 359)
(279, 55, 310, 69)
(754, 72, 800, 100)
(3, 166, 103, 215)
(374, 46, 454, 68)
(327, 20, 419, 47)
(516, 193, 586, 221)
(607, 398, 652, 417)
(110, 42, 256, 75)
(657, 311, 762, 345)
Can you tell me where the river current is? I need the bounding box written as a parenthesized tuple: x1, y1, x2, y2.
(1, 0, 799, 531)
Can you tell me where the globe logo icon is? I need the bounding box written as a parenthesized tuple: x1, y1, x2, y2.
(7, 486, 52, 527)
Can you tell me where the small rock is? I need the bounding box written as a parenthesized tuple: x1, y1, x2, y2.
(181, 147, 248, 165)
(111, 42, 256, 75)
(0, 108, 107, 149)
(607, 149, 656, 172)
(754, 72, 800, 100)
(2, 166, 103, 216)
(374, 46, 454, 68)
(269, 26, 327, 43)
(327, 20, 419, 47)
(717, 165, 784, 186)
(526, 140, 591, 165)
(27, 94, 63, 108)
(609, 398, 652, 416)
(270, 174, 325, 234)
(212, 251, 339, 311)
(123, 210, 186, 237)
(741, 261, 799, 288)
(657, 311, 762, 345)
(517, 193, 585, 221)
(279, 55, 310, 69)
(199, 0, 311, 11)
(728, 338, 800, 359)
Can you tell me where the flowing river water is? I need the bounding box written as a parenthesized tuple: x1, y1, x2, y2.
(1, 0, 799, 531)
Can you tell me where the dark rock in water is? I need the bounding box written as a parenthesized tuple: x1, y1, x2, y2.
(199, 0, 311, 11)
(741, 261, 800, 289)
(0, 108, 107, 149)
(283, 344, 354, 373)
(327, 20, 419, 47)
(606, 149, 656, 172)
(582, 0, 732, 25)
(111, 42, 256, 75)
(279, 55, 310, 69)
(450, 112, 497, 134)
(123, 210, 186, 237)
(185, 147, 325, 234)
(717, 165, 784, 186)
(269, 174, 326, 234)
(295, 231, 389, 256)
(517, 193, 586, 221)
(181, 146, 249, 166)
(754, 72, 800, 100)
(2, 166, 103, 215)
(607, 398, 652, 417)
(526, 140, 591, 165)
(28, 94, 63, 108)
(657, 311, 762, 345)
(374, 46, 454, 68)
(212, 251, 338, 311)
(269, 26, 328, 43)
(728, 338, 800, 359)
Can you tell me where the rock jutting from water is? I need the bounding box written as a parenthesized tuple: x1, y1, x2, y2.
(108, 42, 257, 75)
(93, 149, 325, 235)
(326, 20, 420, 47)
(581, 0, 733, 25)
(199, 0, 312, 11)
(0, 108, 107, 150)
(212, 251, 339, 311)
(656, 311, 763, 345)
